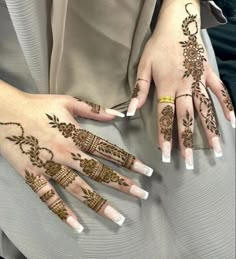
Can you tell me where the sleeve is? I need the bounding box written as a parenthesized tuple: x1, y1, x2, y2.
(200, 0, 227, 29)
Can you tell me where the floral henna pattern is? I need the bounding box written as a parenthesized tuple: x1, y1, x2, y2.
(221, 84, 234, 112)
(180, 3, 219, 135)
(182, 110, 193, 148)
(81, 187, 107, 213)
(132, 83, 140, 98)
(49, 198, 69, 220)
(0, 122, 77, 189)
(46, 114, 135, 169)
(160, 105, 174, 141)
(40, 189, 56, 202)
(71, 153, 129, 186)
(75, 97, 101, 114)
(25, 170, 47, 192)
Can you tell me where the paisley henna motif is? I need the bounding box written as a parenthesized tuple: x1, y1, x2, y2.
(180, 3, 219, 136)
(71, 153, 129, 186)
(160, 105, 174, 141)
(46, 114, 135, 169)
(182, 110, 193, 148)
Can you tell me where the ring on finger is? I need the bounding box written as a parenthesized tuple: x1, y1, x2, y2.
(176, 94, 192, 100)
(158, 96, 175, 104)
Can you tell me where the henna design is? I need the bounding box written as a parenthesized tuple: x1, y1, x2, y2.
(180, 3, 219, 136)
(46, 114, 135, 169)
(160, 105, 174, 141)
(25, 170, 47, 192)
(132, 83, 140, 98)
(75, 97, 100, 114)
(221, 84, 233, 112)
(71, 153, 129, 186)
(0, 122, 77, 189)
(40, 189, 56, 202)
(49, 198, 69, 220)
(176, 94, 192, 100)
(182, 110, 193, 148)
(81, 187, 107, 213)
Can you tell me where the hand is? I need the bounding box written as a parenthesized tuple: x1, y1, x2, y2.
(0, 81, 153, 232)
(127, 0, 235, 169)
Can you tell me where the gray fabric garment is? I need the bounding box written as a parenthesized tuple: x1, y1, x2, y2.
(0, 1, 235, 259)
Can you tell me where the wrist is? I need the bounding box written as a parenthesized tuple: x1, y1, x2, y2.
(152, 0, 201, 39)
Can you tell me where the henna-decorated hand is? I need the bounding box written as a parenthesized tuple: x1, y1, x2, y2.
(0, 81, 153, 232)
(127, 0, 235, 169)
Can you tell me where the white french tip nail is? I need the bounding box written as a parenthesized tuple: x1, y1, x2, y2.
(133, 161, 153, 176)
(212, 136, 223, 157)
(162, 141, 171, 163)
(229, 111, 236, 128)
(130, 185, 149, 200)
(185, 148, 194, 170)
(126, 98, 139, 116)
(104, 205, 125, 226)
(105, 109, 125, 118)
(66, 216, 84, 233)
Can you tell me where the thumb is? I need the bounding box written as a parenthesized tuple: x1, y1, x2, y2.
(127, 59, 152, 116)
(68, 97, 125, 121)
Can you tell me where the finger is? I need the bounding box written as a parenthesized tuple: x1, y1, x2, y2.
(206, 67, 235, 128)
(175, 92, 194, 170)
(156, 87, 175, 163)
(63, 151, 149, 200)
(43, 163, 126, 226)
(24, 169, 84, 233)
(126, 60, 152, 116)
(68, 96, 125, 121)
(192, 81, 222, 157)
(46, 114, 153, 176)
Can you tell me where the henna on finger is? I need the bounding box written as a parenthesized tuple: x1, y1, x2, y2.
(74, 97, 101, 114)
(221, 84, 234, 112)
(46, 114, 135, 169)
(159, 105, 174, 142)
(25, 170, 47, 192)
(71, 153, 129, 186)
(132, 83, 141, 98)
(180, 3, 220, 136)
(181, 110, 193, 148)
(49, 198, 69, 220)
(40, 189, 56, 202)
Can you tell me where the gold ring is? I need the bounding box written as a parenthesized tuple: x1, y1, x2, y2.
(158, 96, 175, 104)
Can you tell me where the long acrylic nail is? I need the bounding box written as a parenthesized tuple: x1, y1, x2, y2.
(126, 98, 139, 116)
(162, 141, 171, 163)
(104, 205, 125, 226)
(66, 216, 84, 233)
(185, 148, 194, 170)
(105, 109, 125, 118)
(130, 185, 149, 200)
(133, 161, 153, 176)
(212, 136, 223, 157)
(229, 111, 236, 128)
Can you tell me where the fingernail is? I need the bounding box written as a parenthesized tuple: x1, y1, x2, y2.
(126, 98, 139, 116)
(104, 205, 125, 226)
(130, 185, 149, 200)
(185, 148, 194, 170)
(133, 161, 153, 176)
(105, 109, 125, 118)
(162, 141, 171, 163)
(229, 111, 235, 128)
(212, 136, 223, 157)
(66, 216, 84, 233)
